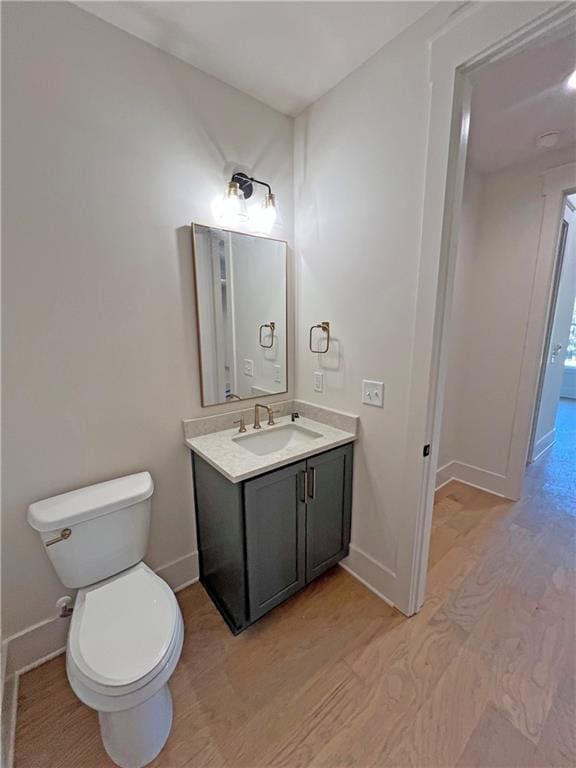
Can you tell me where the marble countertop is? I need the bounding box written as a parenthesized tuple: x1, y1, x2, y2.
(185, 414, 357, 483)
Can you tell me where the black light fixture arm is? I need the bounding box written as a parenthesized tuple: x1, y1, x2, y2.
(230, 171, 272, 200)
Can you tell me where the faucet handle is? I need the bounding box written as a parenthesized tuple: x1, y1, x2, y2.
(233, 416, 247, 433)
(268, 410, 278, 426)
(291, 412, 300, 422)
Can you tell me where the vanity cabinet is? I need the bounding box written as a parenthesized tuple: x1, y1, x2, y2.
(191, 443, 353, 633)
(244, 461, 307, 622)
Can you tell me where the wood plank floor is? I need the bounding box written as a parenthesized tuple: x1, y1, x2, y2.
(14, 419, 576, 766)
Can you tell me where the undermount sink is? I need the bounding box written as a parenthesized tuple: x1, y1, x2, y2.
(233, 423, 323, 456)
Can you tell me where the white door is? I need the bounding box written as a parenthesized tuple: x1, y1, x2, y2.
(530, 201, 576, 462)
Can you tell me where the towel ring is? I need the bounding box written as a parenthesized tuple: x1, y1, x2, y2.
(259, 321, 276, 349)
(309, 322, 330, 354)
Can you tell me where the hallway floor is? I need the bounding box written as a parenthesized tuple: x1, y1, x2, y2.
(14, 427, 575, 766)
(526, 398, 576, 515)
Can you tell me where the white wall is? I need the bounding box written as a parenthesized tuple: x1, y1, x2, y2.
(293, 0, 575, 610)
(294, 4, 458, 608)
(459, 168, 546, 476)
(3, 0, 560, 649)
(2, 1, 293, 641)
(439, 164, 545, 485)
(437, 167, 482, 469)
(438, 157, 576, 491)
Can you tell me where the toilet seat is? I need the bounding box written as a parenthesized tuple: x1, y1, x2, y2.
(68, 563, 180, 698)
(67, 614, 183, 713)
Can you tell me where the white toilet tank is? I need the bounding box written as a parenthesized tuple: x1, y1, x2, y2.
(27, 472, 154, 588)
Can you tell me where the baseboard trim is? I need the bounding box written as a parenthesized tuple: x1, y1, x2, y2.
(155, 550, 199, 594)
(339, 563, 397, 610)
(1, 549, 199, 768)
(4, 616, 70, 681)
(2, 551, 198, 698)
(435, 476, 456, 492)
(435, 461, 456, 490)
(436, 459, 510, 498)
(340, 544, 399, 612)
(4, 550, 199, 679)
(452, 462, 510, 498)
(530, 428, 556, 463)
(1, 643, 69, 768)
(1, 668, 18, 768)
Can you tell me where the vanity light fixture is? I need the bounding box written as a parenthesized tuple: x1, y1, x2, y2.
(252, 189, 278, 234)
(219, 179, 248, 226)
(219, 172, 278, 233)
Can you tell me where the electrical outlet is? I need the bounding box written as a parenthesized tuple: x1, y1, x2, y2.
(243, 358, 254, 377)
(274, 364, 281, 383)
(313, 371, 324, 393)
(362, 380, 384, 407)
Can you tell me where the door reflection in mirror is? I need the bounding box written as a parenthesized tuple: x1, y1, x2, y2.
(192, 223, 287, 406)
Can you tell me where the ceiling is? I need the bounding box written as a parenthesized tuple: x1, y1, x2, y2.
(75, 1, 434, 116)
(469, 31, 576, 174)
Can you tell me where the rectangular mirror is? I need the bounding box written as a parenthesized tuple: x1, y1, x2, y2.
(192, 223, 287, 406)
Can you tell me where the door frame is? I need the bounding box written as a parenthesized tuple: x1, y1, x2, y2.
(528, 193, 576, 462)
(397, 1, 576, 616)
(500, 165, 576, 486)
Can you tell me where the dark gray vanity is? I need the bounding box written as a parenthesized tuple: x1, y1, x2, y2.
(187, 222, 356, 633)
(191, 442, 353, 633)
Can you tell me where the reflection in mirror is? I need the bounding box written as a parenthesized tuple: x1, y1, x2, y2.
(192, 224, 287, 406)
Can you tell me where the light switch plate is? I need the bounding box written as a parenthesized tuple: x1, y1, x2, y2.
(362, 380, 383, 407)
(313, 371, 324, 393)
(243, 359, 254, 377)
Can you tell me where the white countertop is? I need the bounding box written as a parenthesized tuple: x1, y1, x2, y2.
(185, 414, 357, 483)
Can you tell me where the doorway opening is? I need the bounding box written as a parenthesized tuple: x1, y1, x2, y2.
(528, 193, 576, 465)
(416, 16, 576, 606)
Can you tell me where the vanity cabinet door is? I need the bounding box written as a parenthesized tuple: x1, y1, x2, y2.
(305, 444, 353, 582)
(244, 461, 307, 622)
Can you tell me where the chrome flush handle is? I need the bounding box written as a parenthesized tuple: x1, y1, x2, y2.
(45, 528, 72, 547)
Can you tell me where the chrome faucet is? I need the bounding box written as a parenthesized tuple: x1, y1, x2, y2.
(253, 403, 275, 430)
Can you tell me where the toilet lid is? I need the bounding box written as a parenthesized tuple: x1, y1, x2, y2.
(70, 564, 178, 688)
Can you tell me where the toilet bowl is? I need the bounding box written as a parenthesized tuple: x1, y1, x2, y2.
(67, 563, 184, 768)
(27, 472, 184, 768)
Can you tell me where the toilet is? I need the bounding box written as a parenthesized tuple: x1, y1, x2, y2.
(27, 472, 184, 768)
